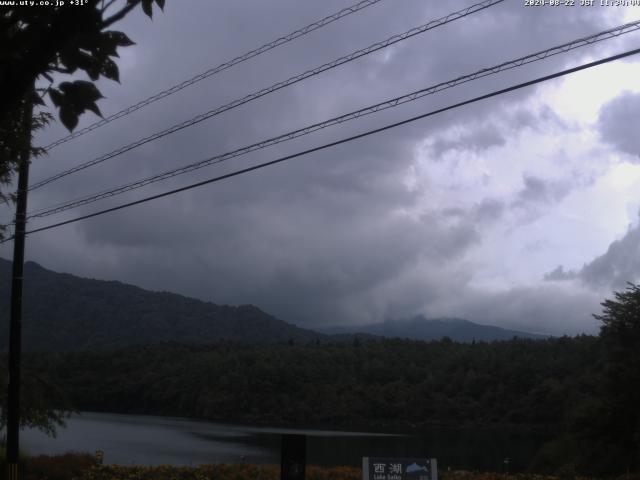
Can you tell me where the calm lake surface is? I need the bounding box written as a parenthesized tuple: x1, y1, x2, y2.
(22, 412, 551, 472)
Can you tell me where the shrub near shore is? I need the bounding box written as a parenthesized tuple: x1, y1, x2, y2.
(10, 455, 640, 480)
(74, 466, 640, 480)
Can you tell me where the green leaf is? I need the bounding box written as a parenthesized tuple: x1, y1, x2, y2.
(48, 88, 63, 107)
(141, 0, 153, 18)
(53, 81, 104, 130)
(93, 33, 119, 58)
(59, 106, 78, 132)
(59, 46, 80, 73)
(73, 51, 101, 80)
(84, 101, 102, 118)
(106, 31, 135, 47)
(101, 58, 120, 82)
(59, 80, 104, 105)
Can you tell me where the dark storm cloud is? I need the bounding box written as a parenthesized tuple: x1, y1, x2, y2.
(30, 0, 620, 206)
(423, 105, 569, 163)
(61, 194, 482, 326)
(598, 91, 640, 161)
(545, 213, 640, 290)
(1, 0, 632, 332)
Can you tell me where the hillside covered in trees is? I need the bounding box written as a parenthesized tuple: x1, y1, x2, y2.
(20, 305, 638, 475)
(29, 337, 597, 429)
(321, 317, 545, 341)
(0, 258, 544, 350)
(0, 259, 326, 350)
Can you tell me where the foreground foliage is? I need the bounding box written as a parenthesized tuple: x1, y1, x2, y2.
(28, 336, 600, 429)
(590, 284, 640, 471)
(0, 0, 165, 239)
(8, 454, 640, 480)
(71, 464, 355, 480)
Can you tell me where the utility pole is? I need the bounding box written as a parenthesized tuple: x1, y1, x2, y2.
(6, 93, 33, 480)
(281, 434, 306, 480)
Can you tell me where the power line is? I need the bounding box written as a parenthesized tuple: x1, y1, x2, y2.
(29, 0, 505, 191)
(42, 0, 385, 151)
(27, 19, 640, 219)
(7, 46, 639, 243)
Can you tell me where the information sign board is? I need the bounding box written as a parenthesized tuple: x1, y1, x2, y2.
(362, 457, 437, 480)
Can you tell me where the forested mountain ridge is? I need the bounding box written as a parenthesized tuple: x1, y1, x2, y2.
(0, 258, 545, 351)
(0, 258, 325, 351)
(13, 331, 638, 475)
(30, 336, 599, 430)
(320, 316, 546, 341)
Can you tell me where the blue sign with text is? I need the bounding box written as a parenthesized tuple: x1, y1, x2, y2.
(362, 458, 437, 480)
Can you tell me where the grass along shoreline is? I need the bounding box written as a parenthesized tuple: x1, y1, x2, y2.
(2, 453, 640, 480)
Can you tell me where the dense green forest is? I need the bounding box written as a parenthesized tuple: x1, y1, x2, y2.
(20, 314, 639, 474)
(0, 259, 326, 350)
(27, 337, 599, 429)
(321, 317, 544, 341)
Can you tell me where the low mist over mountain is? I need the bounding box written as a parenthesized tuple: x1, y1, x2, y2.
(0, 258, 325, 351)
(0, 258, 544, 352)
(320, 316, 546, 342)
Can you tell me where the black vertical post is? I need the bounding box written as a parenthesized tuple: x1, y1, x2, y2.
(281, 434, 306, 480)
(6, 96, 32, 480)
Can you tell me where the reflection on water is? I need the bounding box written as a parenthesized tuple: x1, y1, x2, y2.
(21, 412, 551, 471)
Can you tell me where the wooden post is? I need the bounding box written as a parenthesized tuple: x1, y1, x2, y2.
(281, 434, 306, 480)
(6, 93, 33, 480)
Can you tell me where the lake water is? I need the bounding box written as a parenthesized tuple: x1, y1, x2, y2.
(21, 412, 551, 472)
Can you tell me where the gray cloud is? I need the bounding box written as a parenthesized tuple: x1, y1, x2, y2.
(1, 0, 631, 334)
(447, 283, 602, 335)
(429, 125, 506, 158)
(599, 91, 640, 161)
(498, 174, 575, 230)
(544, 265, 577, 282)
(545, 213, 640, 290)
(513, 175, 571, 208)
(581, 225, 640, 288)
(443, 197, 506, 225)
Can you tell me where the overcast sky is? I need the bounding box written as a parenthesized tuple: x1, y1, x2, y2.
(3, 0, 640, 335)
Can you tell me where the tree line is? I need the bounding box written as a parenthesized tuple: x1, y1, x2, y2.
(24, 336, 598, 429)
(2, 284, 639, 475)
(13, 335, 613, 474)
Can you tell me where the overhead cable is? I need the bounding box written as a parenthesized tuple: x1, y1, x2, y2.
(42, 0, 385, 151)
(30, 0, 504, 191)
(7, 46, 638, 242)
(27, 19, 640, 219)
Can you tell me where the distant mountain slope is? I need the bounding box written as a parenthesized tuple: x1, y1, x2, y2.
(0, 258, 326, 351)
(319, 316, 546, 342)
